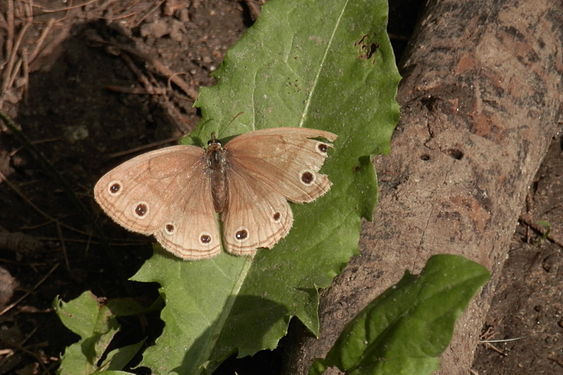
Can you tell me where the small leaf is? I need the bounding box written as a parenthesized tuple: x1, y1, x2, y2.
(55, 291, 119, 375)
(536, 220, 551, 238)
(101, 340, 146, 372)
(309, 255, 491, 375)
(55, 292, 147, 375)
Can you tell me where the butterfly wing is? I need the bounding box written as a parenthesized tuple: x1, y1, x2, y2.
(225, 127, 337, 203)
(222, 127, 336, 255)
(94, 145, 221, 260)
(222, 165, 293, 256)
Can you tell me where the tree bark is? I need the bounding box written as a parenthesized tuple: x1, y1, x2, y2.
(285, 0, 562, 374)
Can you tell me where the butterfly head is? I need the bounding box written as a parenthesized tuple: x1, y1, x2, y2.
(206, 133, 227, 171)
(207, 132, 222, 147)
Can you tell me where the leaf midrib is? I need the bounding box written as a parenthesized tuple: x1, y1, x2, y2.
(298, 0, 350, 128)
(194, 2, 352, 367)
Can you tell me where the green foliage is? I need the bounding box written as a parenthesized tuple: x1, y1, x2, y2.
(535, 220, 551, 240)
(55, 291, 146, 375)
(130, 0, 400, 374)
(309, 255, 491, 375)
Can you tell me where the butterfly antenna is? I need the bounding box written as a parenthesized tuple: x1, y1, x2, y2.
(229, 112, 244, 125)
(207, 112, 244, 146)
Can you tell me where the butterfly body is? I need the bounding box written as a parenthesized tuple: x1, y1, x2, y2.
(205, 139, 229, 213)
(94, 127, 337, 260)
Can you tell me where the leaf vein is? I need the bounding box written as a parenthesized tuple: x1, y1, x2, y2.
(298, 0, 350, 128)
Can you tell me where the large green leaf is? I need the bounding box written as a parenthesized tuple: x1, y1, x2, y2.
(132, 0, 400, 374)
(309, 255, 491, 375)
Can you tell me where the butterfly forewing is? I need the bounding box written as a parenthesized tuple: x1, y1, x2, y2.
(225, 128, 337, 203)
(94, 145, 221, 260)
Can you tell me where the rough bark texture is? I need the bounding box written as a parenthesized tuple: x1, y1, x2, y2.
(285, 0, 562, 374)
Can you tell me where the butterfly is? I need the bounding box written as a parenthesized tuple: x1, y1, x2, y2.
(94, 127, 337, 260)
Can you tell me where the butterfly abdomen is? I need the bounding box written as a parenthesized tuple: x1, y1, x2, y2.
(206, 141, 229, 213)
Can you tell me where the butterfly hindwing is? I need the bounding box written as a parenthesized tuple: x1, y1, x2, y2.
(222, 166, 293, 256)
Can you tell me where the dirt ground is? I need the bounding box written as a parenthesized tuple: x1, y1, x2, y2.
(0, 1, 560, 375)
(471, 135, 563, 375)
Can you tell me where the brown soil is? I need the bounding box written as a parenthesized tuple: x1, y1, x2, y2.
(0, 1, 560, 375)
(471, 136, 563, 375)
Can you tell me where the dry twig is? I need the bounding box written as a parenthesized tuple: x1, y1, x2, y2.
(106, 136, 184, 159)
(87, 34, 198, 99)
(0, 263, 59, 316)
(519, 213, 563, 247)
(32, 0, 101, 14)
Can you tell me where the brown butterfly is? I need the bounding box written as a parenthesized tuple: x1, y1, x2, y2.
(94, 127, 337, 260)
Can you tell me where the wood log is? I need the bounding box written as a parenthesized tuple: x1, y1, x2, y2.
(285, 0, 562, 373)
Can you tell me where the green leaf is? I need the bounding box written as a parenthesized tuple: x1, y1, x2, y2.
(56, 291, 119, 375)
(101, 340, 146, 372)
(309, 255, 491, 375)
(132, 0, 400, 374)
(55, 291, 146, 375)
(536, 220, 551, 239)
